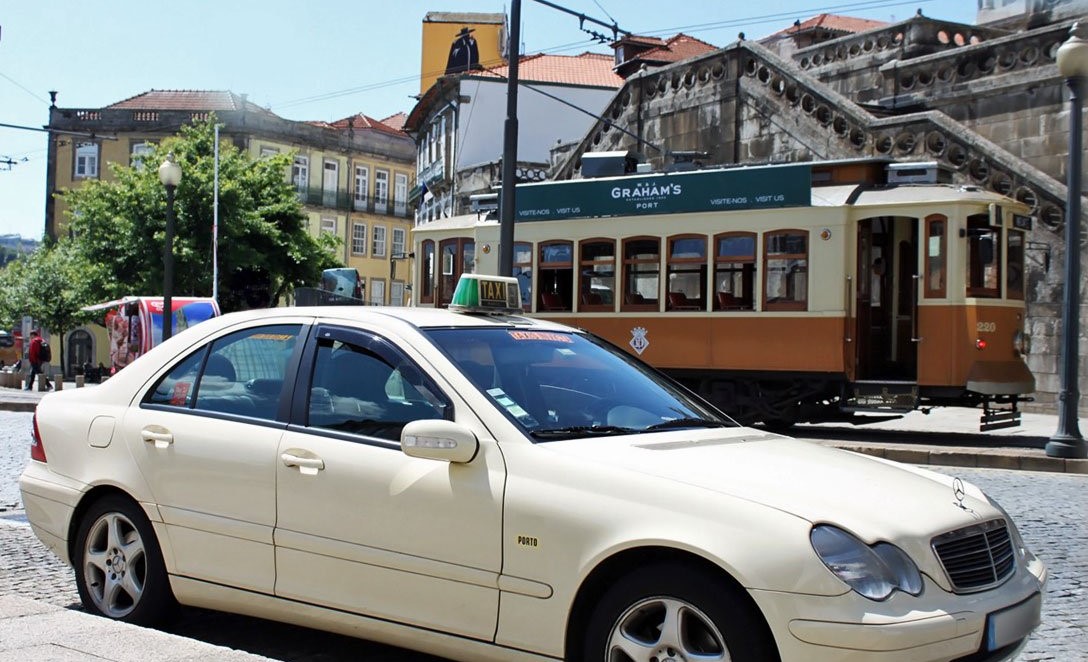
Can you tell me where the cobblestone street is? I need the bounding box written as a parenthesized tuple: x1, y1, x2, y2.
(1, 411, 1084, 660)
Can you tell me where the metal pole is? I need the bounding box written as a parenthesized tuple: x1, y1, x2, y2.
(498, 0, 521, 277)
(163, 184, 176, 341)
(1046, 73, 1086, 458)
(213, 123, 220, 302)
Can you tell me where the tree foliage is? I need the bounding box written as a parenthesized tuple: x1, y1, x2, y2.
(0, 240, 103, 366)
(61, 117, 339, 312)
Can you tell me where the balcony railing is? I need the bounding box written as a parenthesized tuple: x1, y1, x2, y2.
(296, 187, 412, 217)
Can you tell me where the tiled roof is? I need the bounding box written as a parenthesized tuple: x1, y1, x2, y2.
(379, 112, 408, 131)
(627, 33, 718, 65)
(481, 52, 623, 88)
(320, 113, 407, 137)
(769, 13, 889, 38)
(107, 90, 276, 115)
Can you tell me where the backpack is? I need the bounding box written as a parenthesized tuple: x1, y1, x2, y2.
(39, 340, 51, 363)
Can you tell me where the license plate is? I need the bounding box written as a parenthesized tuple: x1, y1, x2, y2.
(986, 593, 1042, 651)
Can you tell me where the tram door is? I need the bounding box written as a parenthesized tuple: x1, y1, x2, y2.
(855, 217, 918, 381)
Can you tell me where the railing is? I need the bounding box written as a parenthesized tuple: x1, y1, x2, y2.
(296, 188, 413, 217)
(419, 159, 446, 187)
(874, 22, 1071, 104)
(791, 16, 1010, 72)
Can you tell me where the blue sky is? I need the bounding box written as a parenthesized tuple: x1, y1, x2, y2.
(0, 0, 977, 239)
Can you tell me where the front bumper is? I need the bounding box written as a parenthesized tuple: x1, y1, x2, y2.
(751, 560, 1046, 662)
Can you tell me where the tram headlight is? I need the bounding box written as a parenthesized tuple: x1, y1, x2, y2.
(1012, 330, 1029, 356)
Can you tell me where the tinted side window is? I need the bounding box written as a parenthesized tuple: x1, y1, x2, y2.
(146, 349, 205, 407)
(195, 325, 301, 419)
(307, 338, 448, 441)
(145, 324, 300, 420)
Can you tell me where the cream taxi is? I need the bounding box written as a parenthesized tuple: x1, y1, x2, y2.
(20, 275, 1045, 661)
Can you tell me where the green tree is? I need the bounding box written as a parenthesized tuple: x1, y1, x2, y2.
(62, 116, 339, 312)
(0, 241, 102, 370)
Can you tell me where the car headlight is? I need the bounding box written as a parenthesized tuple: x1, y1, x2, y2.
(810, 524, 923, 601)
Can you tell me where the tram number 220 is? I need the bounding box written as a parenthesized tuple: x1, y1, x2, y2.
(977, 321, 997, 333)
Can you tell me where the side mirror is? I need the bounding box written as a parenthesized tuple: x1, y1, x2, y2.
(401, 419, 479, 464)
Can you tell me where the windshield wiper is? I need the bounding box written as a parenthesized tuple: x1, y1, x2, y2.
(530, 425, 636, 440)
(642, 417, 730, 432)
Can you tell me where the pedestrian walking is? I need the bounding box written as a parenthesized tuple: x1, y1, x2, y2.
(24, 330, 53, 391)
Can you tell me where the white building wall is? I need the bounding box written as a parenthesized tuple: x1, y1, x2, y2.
(455, 78, 616, 169)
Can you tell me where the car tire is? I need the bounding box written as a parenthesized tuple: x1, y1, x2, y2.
(580, 562, 779, 662)
(73, 494, 175, 625)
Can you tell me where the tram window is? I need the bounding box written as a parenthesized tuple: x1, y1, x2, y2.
(966, 214, 1001, 298)
(666, 235, 707, 311)
(1007, 230, 1025, 300)
(538, 241, 573, 312)
(763, 230, 808, 311)
(420, 240, 435, 304)
(513, 242, 533, 311)
(579, 240, 616, 310)
(714, 232, 755, 310)
(622, 237, 660, 310)
(924, 215, 947, 299)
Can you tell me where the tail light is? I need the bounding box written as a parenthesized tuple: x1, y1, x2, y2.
(30, 413, 47, 463)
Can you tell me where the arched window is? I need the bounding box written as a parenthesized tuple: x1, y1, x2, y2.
(666, 234, 707, 311)
(622, 237, 660, 311)
(578, 239, 615, 311)
(419, 240, 435, 304)
(763, 230, 808, 311)
(537, 241, 573, 312)
(714, 232, 756, 310)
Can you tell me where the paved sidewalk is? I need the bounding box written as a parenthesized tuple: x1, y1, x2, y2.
(801, 407, 1088, 475)
(0, 595, 275, 661)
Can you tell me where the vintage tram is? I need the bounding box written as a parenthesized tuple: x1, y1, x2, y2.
(411, 158, 1034, 430)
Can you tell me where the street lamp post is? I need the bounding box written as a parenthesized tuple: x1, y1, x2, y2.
(1047, 22, 1087, 459)
(158, 153, 182, 342)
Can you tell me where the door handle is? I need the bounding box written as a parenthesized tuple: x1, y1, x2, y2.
(141, 426, 173, 449)
(281, 451, 325, 475)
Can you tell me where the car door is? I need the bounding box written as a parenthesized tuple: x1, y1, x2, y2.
(273, 324, 505, 640)
(122, 321, 306, 593)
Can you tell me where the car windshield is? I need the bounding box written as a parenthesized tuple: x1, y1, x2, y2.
(423, 327, 734, 441)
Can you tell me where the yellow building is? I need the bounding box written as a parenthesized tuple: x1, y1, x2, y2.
(44, 90, 416, 376)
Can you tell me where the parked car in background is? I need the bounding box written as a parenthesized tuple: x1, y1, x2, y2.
(23, 276, 1045, 662)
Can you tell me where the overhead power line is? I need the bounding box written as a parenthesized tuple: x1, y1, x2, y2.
(268, 0, 933, 115)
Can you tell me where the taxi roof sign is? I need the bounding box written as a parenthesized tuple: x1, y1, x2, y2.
(449, 274, 523, 314)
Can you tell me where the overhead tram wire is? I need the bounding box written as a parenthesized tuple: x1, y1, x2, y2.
(630, 0, 936, 39)
(268, 0, 935, 115)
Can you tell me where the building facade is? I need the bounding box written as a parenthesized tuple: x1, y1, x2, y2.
(43, 90, 416, 374)
(404, 52, 625, 225)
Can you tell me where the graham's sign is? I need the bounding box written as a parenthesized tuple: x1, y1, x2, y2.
(511, 163, 811, 222)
